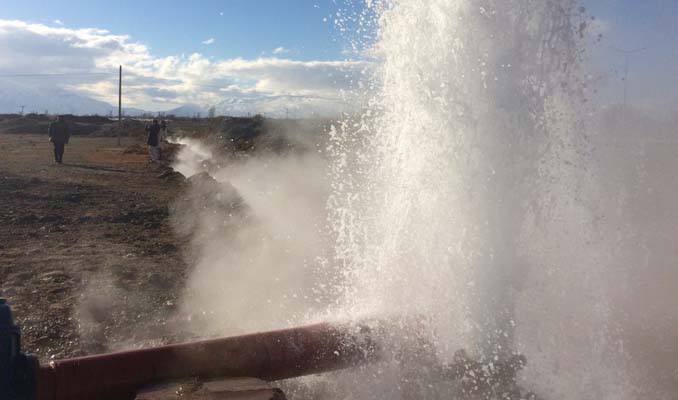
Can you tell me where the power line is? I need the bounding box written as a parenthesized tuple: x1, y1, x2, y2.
(608, 45, 648, 111)
(0, 72, 115, 78)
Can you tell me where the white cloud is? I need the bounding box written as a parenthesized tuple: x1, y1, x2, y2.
(0, 19, 370, 116)
(272, 46, 290, 55)
(202, 37, 215, 45)
(53, 19, 63, 25)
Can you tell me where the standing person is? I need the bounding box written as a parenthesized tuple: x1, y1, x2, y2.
(146, 119, 161, 163)
(159, 120, 168, 160)
(48, 115, 70, 164)
(160, 120, 168, 141)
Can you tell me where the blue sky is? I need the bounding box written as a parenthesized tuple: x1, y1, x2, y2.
(0, 0, 675, 115)
(0, 0, 371, 115)
(1, 0, 347, 60)
(583, 0, 677, 112)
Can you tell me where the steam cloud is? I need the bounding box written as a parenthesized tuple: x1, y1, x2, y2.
(169, 132, 339, 337)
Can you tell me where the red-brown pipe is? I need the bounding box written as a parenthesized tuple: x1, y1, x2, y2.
(36, 322, 378, 400)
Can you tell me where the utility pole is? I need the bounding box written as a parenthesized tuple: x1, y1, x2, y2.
(118, 65, 122, 147)
(610, 46, 647, 112)
(19, 105, 25, 116)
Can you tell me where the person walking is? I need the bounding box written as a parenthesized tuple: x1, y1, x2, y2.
(146, 119, 161, 163)
(48, 115, 70, 164)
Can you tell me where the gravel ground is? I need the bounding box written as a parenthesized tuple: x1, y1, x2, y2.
(0, 133, 190, 360)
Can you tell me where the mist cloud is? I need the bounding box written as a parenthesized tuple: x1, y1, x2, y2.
(168, 135, 337, 336)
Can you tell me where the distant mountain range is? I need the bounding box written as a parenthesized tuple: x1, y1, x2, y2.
(0, 79, 129, 116)
(162, 104, 207, 117)
(0, 80, 208, 117)
(0, 80, 336, 118)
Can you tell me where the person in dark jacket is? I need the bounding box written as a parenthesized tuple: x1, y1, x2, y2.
(48, 115, 70, 164)
(146, 119, 161, 163)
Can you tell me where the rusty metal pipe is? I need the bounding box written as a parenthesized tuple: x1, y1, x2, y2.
(36, 322, 378, 400)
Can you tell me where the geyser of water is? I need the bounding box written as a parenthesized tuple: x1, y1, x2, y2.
(167, 1, 675, 398)
(324, 0, 632, 398)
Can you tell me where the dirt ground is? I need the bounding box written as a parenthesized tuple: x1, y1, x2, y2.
(0, 133, 189, 360)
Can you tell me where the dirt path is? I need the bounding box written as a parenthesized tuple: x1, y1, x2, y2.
(0, 133, 188, 359)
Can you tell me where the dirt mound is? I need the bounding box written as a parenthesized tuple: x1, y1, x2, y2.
(184, 172, 241, 206)
(91, 119, 147, 137)
(0, 114, 149, 137)
(67, 115, 114, 124)
(0, 115, 106, 136)
(171, 172, 245, 238)
(165, 115, 328, 155)
(157, 168, 185, 182)
(0, 115, 51, 134)
(221, 115, 265, 139)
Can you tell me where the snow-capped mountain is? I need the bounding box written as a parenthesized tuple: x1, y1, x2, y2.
(0, 80, 119, 115)
(163, 104, 207, 117)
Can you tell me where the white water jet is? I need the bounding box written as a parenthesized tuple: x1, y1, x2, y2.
(167, 2, 675, 398)
(325, 1, 633, 398)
